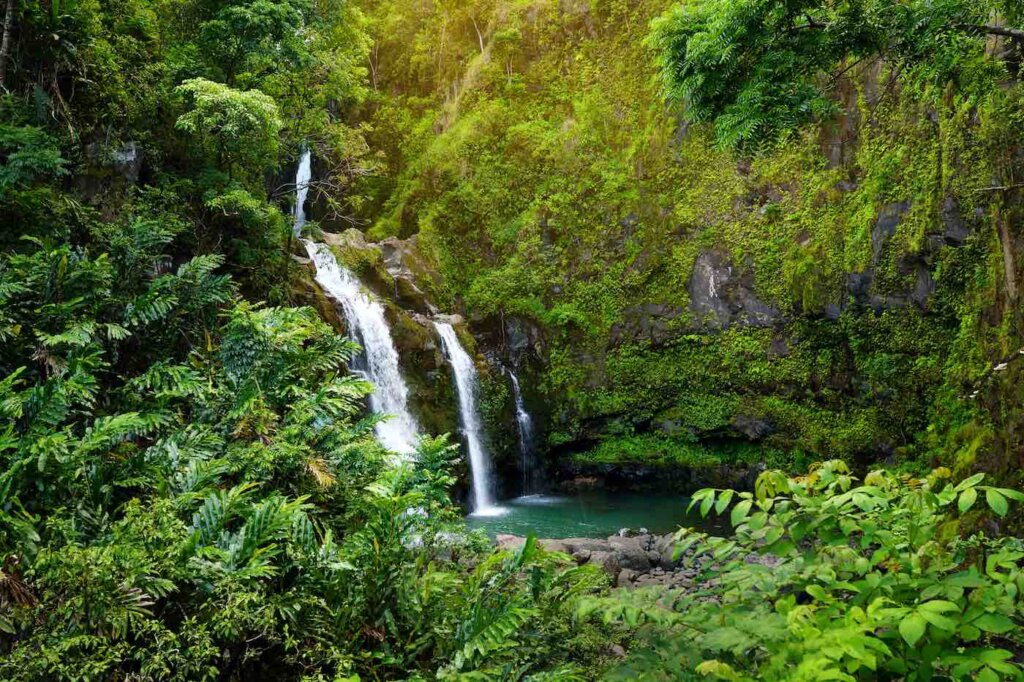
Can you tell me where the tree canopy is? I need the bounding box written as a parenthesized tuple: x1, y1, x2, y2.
(650, 0, 1024, 149)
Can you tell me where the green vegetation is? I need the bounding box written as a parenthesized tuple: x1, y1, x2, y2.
(649, 0, 1021, 150)
(0, 0, 613, 678)
(350, 0, 1024, 480)
(3, 0, 1024, 679)
(596, 462, 1024, 681)
(572, 433, 798, 471)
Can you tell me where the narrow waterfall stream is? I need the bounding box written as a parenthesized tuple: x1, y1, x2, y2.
(293, 152, 420, 456)
(293, 149, 312, 235)
(434, 322, 500, 514)
(507, 369, 538, 494)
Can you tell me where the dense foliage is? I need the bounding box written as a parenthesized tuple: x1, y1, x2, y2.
(650, 0, 1024, 150)
(596, 462, 1024, 680)
(0, 0, 614, 679)
(3, 0, 1024, 679)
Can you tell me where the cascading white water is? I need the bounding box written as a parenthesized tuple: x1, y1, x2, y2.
(292, 150, 419, 456)
(304, 242, 420, 455)
(293, 149, 312, 235)
(434, 321, 499, 514)
(507, 369, 537, 494)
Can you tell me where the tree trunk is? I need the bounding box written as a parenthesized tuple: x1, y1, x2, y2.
(996, 206, 1018, 303)
(0, 0, 16, 91)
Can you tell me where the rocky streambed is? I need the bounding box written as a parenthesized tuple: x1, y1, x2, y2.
(497, 531, 708, 590)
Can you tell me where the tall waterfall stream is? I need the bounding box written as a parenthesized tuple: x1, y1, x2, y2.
(434, 322, 500, 514)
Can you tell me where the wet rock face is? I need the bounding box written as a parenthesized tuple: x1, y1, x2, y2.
(844, 198, 976, 315)
(380, 235, 441, 315)
(872, 201, 909, 263)
(609, 303, 685, 346)
(687, 250, 779, 330)
(555, 460, 763, 494)
(939, 197, 974, 246)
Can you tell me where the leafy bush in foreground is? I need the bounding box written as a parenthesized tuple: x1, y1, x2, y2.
(0, 233, 611, 681)
(594, 461, 1024, 681)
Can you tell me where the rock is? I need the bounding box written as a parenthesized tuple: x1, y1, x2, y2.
(654, 535, 679, 567)
(379, 235, 440, 314)
(538, 539, 570, 555)
(608, 644, 627, 659)
(872, 202, 908, 263)
(588, 550, 621, 576)
(688, 251, 734, 328)
(939, 197, 971, 246)
(571, 549, 591, 565)
(495, 534, 525, 551)
(687, 250, 779, 330)
(561, 538, 615, 553)
(609, 537, 652, 572)
(608, 303, 685, 346)
(910, 263, 935, 310)
(561, 476, 602, 492)
(111, 142, 144, 185)
(732, 413, 774, 440)
(768, 337, 791, 357)
(616, 568, 640, 587)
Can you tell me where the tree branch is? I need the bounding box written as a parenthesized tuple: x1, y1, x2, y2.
(969, 24, 1024, 42)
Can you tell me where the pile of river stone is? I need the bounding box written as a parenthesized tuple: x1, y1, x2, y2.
(496, 530, 703, 590)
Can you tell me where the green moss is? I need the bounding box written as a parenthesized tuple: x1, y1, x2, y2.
(571, 433, 800, 470)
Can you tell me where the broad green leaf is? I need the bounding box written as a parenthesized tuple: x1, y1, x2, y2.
(954, 473, 985, 492)
(899, 614, 927, 646)
(995, 487, 1024, 502)
(918, 600, 959, 613)
(977, 667, 999, 682)
(978, 649, 1014, 665)
(974, 613, 1015, 634)
(918, 610, 957, 631)
(715, 489, 734, 515)
(958, 487, 977, 513)
(985, 489, 1008, 517)
(730, 499, 752, 526)
(700, 493, 715, 517)
(806, 584, 829, 602)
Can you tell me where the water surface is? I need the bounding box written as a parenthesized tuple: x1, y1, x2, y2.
(466, 491, 725, 539)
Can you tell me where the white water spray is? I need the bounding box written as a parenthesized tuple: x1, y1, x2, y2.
(507, 369, 537, 494)
(293, 149, 312, 235)
(303, 243, 420, 455)
(434, 321, 499, 514)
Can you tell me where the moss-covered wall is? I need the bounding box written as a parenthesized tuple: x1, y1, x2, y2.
(343, 0, 1024, 482)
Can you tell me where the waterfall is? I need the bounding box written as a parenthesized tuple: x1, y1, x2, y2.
(434, 321, 499, 514)
(303, 241, 420, 456)
(293, 149, 312, 235)
(507, 369, 538, 494)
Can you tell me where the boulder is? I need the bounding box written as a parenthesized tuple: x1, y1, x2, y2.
(587, 550, 621, 575)
(608, 536, 652, 572)
(495, 534, 525, 551)
(616, 568, 640, 588)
